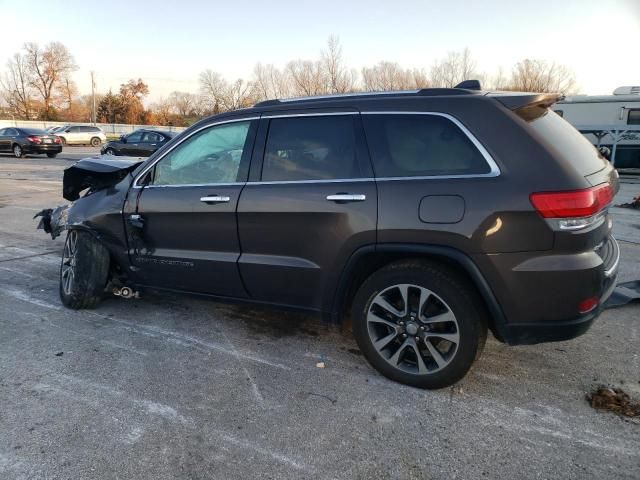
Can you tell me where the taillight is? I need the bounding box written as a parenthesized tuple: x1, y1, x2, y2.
(530, 184, 613, 231)
(27, 136, 41, 144)
(54, 137, 61, 144)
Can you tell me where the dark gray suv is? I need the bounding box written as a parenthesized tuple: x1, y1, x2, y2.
(36, 84, 620, 388)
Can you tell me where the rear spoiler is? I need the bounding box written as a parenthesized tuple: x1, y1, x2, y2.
(486, 92, 564, 110)
(486, 92, 564, 121)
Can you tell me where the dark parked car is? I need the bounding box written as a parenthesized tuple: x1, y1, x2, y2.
(0, 127, 62, 158)
(101, 129, 175, 157)
(36, 82, 620, 389)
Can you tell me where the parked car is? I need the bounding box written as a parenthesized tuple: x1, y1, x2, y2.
(56, 125, 106, 146)
(100, 129, 175, 157)
(36, 82, 620, 389)
(0, 127, 62, 158)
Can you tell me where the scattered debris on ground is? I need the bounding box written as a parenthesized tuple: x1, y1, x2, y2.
(55, 352, 64, 357)
(316, 362, 325, 369)
(615, 195, 640, 210)
(587, 386, 640, 418)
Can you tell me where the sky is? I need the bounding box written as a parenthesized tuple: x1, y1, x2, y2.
(0, 0, 638, 102)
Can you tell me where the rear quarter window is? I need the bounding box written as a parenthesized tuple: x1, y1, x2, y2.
(525, 110, 608, 175)
(362, 114, 492, 178)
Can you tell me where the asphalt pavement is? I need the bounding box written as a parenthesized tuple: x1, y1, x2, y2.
(0, 154, 639, 479)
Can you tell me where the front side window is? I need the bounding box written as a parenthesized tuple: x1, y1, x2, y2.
(262, 115, 360, 181)
(363, 114, 491, 177)
(627, 109, 640, 125)
(152, 121, 251, 186)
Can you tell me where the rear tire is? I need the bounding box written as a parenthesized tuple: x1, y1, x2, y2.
(13, 144, 24, 158)
(90, 137, 101, 147)
(351, 260, 488, 389)
(46, 153, 57, 158)
(59, 230, 110, 309)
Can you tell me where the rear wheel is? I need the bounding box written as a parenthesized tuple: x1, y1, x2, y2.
(13, 144, 24, 158)
(90, 137, 101, 147)
(351, 260, 488, 389)
(46, 153, 57, 158)
(59, 230, 110, 309)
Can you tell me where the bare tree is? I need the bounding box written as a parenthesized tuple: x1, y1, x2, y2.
(0, 52, 34, 119)
(24, 42, 77, 119)
(321, 35, 357, 93)
(251, 63, 291, 101)
(168, 91, 199, 117)
(199, 70, 255, 112)
(430, 48, 477, 87)
(508, 59, 577, 94)
(361, 62, 425, 91)
(286, 60, 328, 96)
(150, 97, 173, 125)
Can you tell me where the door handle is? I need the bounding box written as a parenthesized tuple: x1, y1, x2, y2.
(200, 195, 231, 203)
(326, 194, 366, 202)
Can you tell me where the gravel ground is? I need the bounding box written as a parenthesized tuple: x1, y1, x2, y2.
(0, 156, 639, 479)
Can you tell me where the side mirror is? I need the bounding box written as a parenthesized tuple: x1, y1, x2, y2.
(121, 136, 127, 144)
(65, 129, 71, 133)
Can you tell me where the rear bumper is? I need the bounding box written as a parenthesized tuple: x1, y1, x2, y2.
(24, 144, 62, 154)
(476, 235, 620, 345)
(501, 267, 618, 345)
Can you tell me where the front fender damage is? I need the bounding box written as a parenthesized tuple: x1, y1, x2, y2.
(34, 205, 70, 239)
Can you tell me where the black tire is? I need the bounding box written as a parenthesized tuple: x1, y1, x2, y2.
(13, 144, 25, 158)
(90, 137, 101, 147)
(104, 148, 116, 156)
(351, 259, 488, 389)
(59, 230, 110, 309)
(46, 153, 57, 158)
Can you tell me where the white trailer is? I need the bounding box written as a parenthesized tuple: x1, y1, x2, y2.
(554, 86, 640, 170)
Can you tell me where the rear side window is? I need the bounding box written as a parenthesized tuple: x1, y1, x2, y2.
(526, 109, 607, 175)
(362, 114, 491, 178)
(262, 115, 360, 181)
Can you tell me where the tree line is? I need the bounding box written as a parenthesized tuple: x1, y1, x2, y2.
(0, 37, 578, 127)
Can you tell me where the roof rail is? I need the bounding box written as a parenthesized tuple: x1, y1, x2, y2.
(253, 87, 479, 107)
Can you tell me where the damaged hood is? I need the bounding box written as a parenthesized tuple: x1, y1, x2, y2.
(63, 155, 145, 201)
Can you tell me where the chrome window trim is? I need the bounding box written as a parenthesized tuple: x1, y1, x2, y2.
(132, 110, 500, 188)
(272, 90, 421, 104)
(132, 116, 259, 188)
(262, 112, 357, 119)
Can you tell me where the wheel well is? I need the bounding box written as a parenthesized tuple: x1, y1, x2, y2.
(335, 249, 505, 340)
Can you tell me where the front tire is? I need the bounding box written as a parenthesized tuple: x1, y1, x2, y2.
(13, 144, 24, 158)
(104, 148, 116, 156)
(351, 260, 488, 389)
(59, 230, 110, 309)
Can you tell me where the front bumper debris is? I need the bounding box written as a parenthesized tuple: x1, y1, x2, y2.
(34, 205, 70, 239)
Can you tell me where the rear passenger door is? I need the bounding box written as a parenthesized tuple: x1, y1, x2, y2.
(237, 112, 377, 311)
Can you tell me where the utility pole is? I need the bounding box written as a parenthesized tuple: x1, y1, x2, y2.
(90, 71, 96, 125)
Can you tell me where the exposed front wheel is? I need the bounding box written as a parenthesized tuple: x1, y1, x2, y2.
(13, 144, 24, 158)
(60, 230, 110, 309)
(351, 260, 488, 389)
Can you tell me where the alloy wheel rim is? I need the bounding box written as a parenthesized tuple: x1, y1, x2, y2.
(366, 284, 460, 375)
(61, 230, 78, 295)
(14, 145, 21, 157)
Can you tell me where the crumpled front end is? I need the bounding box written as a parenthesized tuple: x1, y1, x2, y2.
(34, 205, 70, 239)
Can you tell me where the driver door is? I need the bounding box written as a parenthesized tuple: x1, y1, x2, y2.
(125, 119, 258, 297)
(121, 131, 143, 156)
